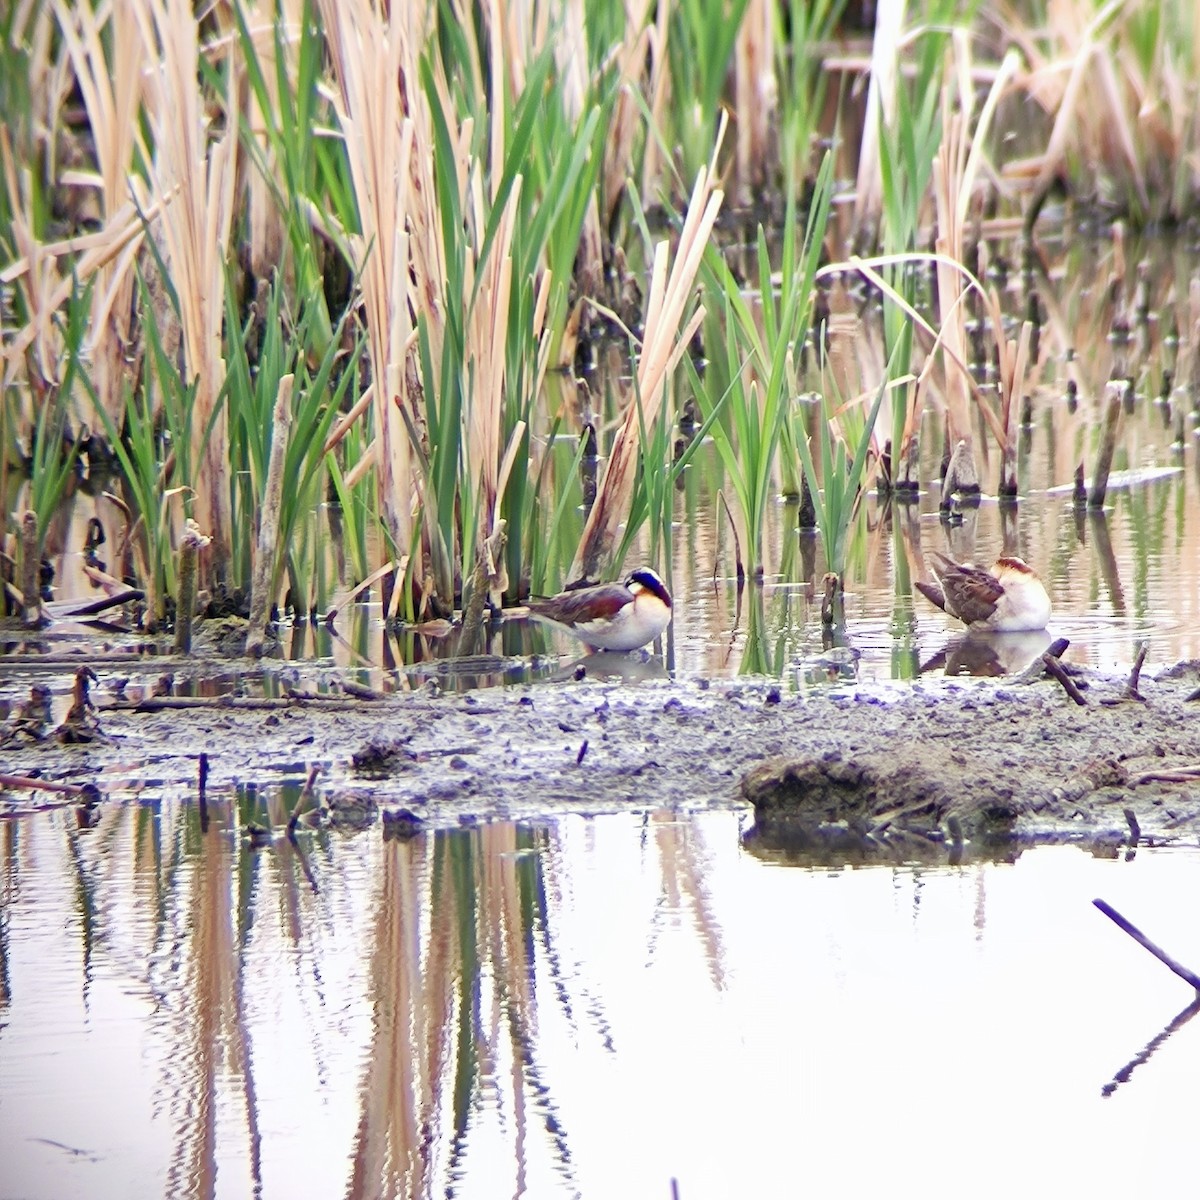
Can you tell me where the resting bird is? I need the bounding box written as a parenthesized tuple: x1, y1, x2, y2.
(527, 568, 672, 652)
(915, 552, 1051, 632)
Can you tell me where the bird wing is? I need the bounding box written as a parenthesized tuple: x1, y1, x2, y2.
(931, 553, 1003, 625)
(528, 583, 631, 624)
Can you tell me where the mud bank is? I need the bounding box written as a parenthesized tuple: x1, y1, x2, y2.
(2, 655, 1200, 857)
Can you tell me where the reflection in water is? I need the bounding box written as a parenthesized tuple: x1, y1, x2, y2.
(4, 809, 1200, 1197)
(920, 628, 1053, 677)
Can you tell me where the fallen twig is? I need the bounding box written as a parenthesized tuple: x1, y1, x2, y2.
(0, 773, 93, 797)
(1043, 652, 1086, 705)
(1132, 767, 1200, 785)
(45, 588, 145, 619)
(104, 692, 382, 713)
(1094, 898, 1200, 991)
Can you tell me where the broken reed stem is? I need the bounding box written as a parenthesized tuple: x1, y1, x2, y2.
(173, 519, 210, 655)
(19, 510, 42, 627)
(288, 763, 320, 837)
(459, 520, 507, 654)
(1123, 640, 1148, 699)
(1088, 380, 1124, 508)
(246, 375, 294, 656)
(458, 543, 491, 654)
(1094, 899, 1200, 992)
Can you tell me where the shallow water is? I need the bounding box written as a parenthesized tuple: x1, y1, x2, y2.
(3, 804, 1200, 1199)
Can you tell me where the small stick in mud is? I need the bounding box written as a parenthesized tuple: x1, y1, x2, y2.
(198, 752, 209, 832)
(174, 520, 210, 655)
(1094, 899, 1200, 992)
(1123, 808, 1140, 845)
(1122, 641, 1148, 701)
(1043, 651, 1086, 705)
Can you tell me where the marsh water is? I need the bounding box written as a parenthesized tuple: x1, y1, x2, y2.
(3, 805, 1200, 1200)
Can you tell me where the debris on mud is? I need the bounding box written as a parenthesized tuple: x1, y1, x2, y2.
(2, 655, 1200, 862)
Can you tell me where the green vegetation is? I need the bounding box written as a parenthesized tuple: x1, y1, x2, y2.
(2, 0, 1198, 660)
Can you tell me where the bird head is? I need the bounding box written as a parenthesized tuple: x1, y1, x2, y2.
(625, 567, 672, 608)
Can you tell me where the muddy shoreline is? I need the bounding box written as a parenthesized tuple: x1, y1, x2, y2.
(3, 649, 1200, 861)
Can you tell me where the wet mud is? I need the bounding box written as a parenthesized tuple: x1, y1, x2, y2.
(2, 649, 1200, 863)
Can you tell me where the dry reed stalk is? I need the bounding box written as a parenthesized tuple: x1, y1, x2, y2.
(995, 317, 1033, 499)
(640, 0, 672, 200)
(554, 0, 604, 298)
(930, 37, 978, 493)
(226, 0, 303, 284)
(1008, 0, 1149, 214)
(0, 130, 62, 412)
(0, 206, 149, 420)
(53, 0, 145, 431)
(570, 118, 726, 582)
(852, 0, 906, 240)
(734, 0, 776, 205)
(320, 0, 423, 603)
(463, 166, 543, 603)
(602, 0, 655, 232)
(245, 374, 293, 654)
(131, 0, 238, 582)
(930, 39, 1020, 502)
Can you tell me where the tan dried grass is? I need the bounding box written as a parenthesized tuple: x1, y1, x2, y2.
(570, 116, 726, 581)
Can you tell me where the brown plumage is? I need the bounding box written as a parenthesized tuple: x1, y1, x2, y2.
(916, 552, 1051, 632)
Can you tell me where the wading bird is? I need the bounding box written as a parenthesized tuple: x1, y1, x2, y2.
(527, 568, 672, 652)
(915, 552, 1051, 632)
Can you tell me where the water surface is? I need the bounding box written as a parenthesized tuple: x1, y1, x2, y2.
(3, 805, 1199, 1199)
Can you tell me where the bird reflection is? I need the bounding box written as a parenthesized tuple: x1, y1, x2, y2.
(920, 629, 1053, 678)
(548, 650, 669, 684)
